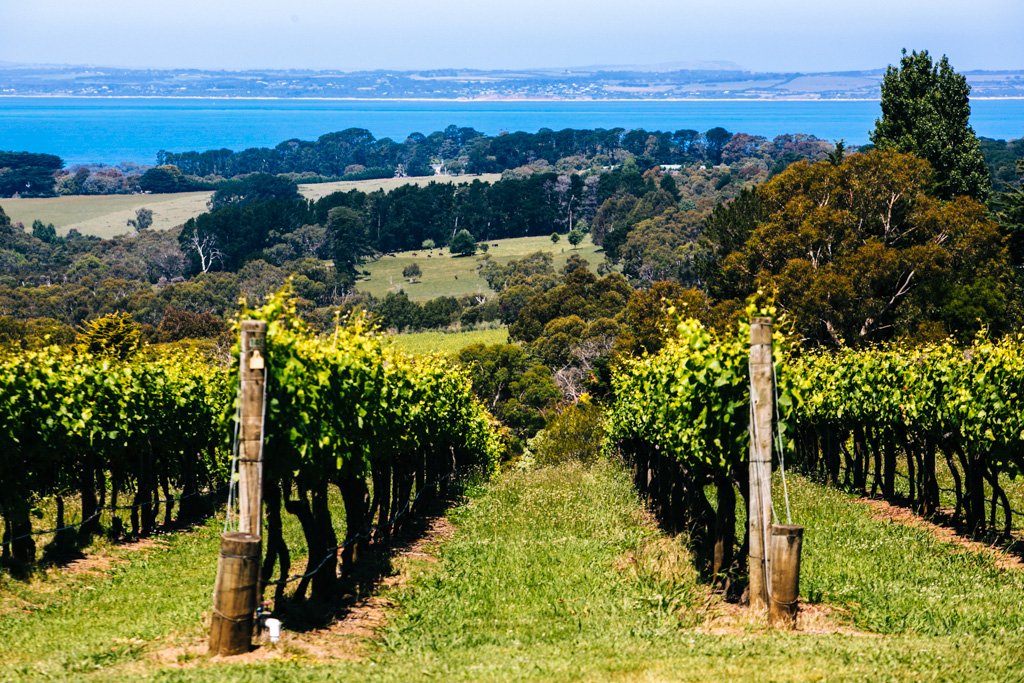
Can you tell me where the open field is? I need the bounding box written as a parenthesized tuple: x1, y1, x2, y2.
(0, 191, 212, 239)
(297, 173, 501, 201)
(0, 174, 501, 239)
(3, 460, 1023, 681)
(386, 327, 507, 355)
(359, 234, 603, 301)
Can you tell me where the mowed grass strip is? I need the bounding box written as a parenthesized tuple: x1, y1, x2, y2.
(0, 488, 346, 681)
(165, 462, 1024, 682)
(359, 235, 602, 302)
(788, 473, 1024, 637)
(4, 461, 1024, 680)
(0, 517, 223, 679)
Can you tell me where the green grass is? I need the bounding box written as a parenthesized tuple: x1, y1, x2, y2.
(786, 473, 1024, 636)
(4, 462, 1024, 681)
(359, 235, 603, 302)
(0, 490, 347, 681)
(0, 517, 223, 678)
(385, 327, 508, 356)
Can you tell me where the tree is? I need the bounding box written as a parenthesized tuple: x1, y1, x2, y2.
(326, 206, 372, 282)
(568, 228, 584, 249)
(704, 127, 733, 165)
(210, 173, 298, 209)
(717, 150, 1016, 345)
(620, 210, 703, 287)
(374, 291, 422, 331)
(456, 343, 560, 450)
(402, 263, 422, 282)
(828, 140, 846, 166)
(550, 232, 560, 244)
(871, 49, 989, 201)
(449, 229, 477, 257)
(156, 306, 225, 342)
(77, 312, 142, 359)
(992, 185, 1024, 271)
(180, 224, 223, 273)
(31, 219, 57, 243)
(479, 251, 557, 293)
(127, 207, 153, 232)
(138, 165, 187, 193)
(0, 152, 62, 197)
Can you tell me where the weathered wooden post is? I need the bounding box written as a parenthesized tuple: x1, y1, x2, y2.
(769, 524, 803, 628)
(748, 317, 773, 611)
(209, 320, 267, 655)
(209, 532, 262, 655)
(238, 320, 267, 538)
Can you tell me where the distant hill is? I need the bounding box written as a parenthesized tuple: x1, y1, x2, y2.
(2, 63, 1022, 100)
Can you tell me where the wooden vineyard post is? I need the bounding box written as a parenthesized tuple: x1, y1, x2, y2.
(769, 524, 803, 628)
(238, 320, 267, 538)
(748, 317, 773, 611)
(209, 320, 267, 655)
(209, 533, 262, 655)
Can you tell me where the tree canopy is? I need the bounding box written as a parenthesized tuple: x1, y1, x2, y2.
(716, 150, 1016, 345)
(871, 49, 989, 201)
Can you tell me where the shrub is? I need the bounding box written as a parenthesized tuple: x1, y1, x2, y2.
(525, 400, 605, 466)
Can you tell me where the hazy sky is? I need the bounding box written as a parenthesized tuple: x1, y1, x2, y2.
(1, 0, 1021, 72)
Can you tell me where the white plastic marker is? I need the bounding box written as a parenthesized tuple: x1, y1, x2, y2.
(265, 618, 282, 644)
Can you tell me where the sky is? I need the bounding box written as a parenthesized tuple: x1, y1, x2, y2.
(1, 0, 1021, 73)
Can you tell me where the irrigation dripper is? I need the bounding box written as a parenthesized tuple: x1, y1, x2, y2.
(255, 601, 272, 638)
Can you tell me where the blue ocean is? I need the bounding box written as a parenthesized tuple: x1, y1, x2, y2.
(1, 97, 1021, 166)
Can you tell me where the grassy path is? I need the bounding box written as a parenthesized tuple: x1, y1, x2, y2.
(3, 461, 1024, 680)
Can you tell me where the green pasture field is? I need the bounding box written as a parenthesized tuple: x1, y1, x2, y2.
(385, 327, 508, 355)
(0, 174, 500, 240)
(2, 458, 1023, 681)
(358, 234, 602, 302)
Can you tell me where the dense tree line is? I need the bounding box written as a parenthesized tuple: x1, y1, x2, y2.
(0, 152, 63, 198)
(156, 125, 753, 179)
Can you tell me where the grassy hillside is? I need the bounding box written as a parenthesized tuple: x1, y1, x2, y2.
(3, 460, 1023, 680)
(359, 234, 602, 302)
(0, 174, 500, 239)
(0, 191, 212, 239)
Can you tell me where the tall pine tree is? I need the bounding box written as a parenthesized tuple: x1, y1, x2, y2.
(871, 49, 989, 201)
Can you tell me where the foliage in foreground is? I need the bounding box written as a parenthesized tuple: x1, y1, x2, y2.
(606, 312, 793, 580)
(249, 290, 506, 601)
(608, 314, 1024, 574)
(0, 346, 230, 566)
(790, 334, 1024, 534)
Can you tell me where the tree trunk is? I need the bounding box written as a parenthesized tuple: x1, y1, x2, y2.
(712, 475, 736, 585)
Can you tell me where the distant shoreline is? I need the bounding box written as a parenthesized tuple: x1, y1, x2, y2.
(3, 94, 1023, 103)
(1, 94, 882, 103)
(0, 94, 879, 103)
